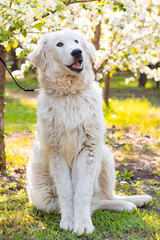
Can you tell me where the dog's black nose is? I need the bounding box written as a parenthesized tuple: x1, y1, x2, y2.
(71, 49, 82, 59)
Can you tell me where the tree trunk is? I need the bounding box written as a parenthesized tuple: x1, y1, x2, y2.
(156, 81, 159, 88)
(138, 73, 147, 87)
(104, 72, 110, 105)
(10, 48, 18, 71)
(0, 45, 6, 172)
(92, 22, 101, 50)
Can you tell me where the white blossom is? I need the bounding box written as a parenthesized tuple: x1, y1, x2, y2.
(125, 77, 136, 84)
(12, 70, 24, 79)
(0, 0, 160, 81)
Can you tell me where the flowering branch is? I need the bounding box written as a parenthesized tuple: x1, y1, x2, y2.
(96, 59, 109, 73)
(65, 0, 100, 6)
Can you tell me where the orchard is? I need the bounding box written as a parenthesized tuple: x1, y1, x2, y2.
(0, 1, 160, 238)
(0, 0, 160, 173)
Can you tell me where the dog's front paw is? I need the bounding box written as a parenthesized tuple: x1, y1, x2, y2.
(60, 217, 74, 232)
(121, 201, 137, 211)
(73, 218, 94, 235)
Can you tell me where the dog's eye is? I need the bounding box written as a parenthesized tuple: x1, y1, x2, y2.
(75, 40, 79, 44)
(57, 42, 64, 47)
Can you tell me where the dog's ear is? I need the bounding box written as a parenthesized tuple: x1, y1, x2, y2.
(86, 42, 96, 63)
(28, 36, 47, 70)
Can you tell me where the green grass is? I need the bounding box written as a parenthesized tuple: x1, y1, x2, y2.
(110, 72, 158, 89)
(4, 71, 37, 132)
(4, 71, 160, 136)
(5, 97, 36, 132)
(5, 96, 160, 136)
(5, 134, 34, 168)
(1, 185, 159, 240)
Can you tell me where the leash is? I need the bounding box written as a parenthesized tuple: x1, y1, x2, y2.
(0, 56, 38, 92)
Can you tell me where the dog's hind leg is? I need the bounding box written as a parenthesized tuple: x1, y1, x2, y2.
(26, 143, 59, 213)
(92, 145, 152, 212)
(114, 195, 152, 208)
(91, 198, 136, 212)
(96, 145, 116, 200)
(91, 194, 152, 212)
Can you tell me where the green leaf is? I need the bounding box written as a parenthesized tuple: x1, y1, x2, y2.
(82, 4, 87, 10)
(56, 4, 62, 12)
(32, 23, 43, 31)
(105, 18, 109, 24)
(22, 31, 27, 38)
(19, 20, 25, 27)
(14, 22, 21, 30)
(6, 43, 12, 52)
(12, 39, 18, 48)
(1, 34, 9, 42)
(113, 7, 117, 12)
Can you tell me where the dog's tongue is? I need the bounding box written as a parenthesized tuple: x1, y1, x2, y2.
(67, 60, 83, 72)
(72, 61, 81, 69)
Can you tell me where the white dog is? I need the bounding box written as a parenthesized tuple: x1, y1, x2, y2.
(26, 30, 152, 235)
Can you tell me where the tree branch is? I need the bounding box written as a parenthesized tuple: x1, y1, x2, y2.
(9, 0, 13, 7)
(130, 31, 155, 45)
(96, 59, 109, 73)
(65, 0, 100, 6)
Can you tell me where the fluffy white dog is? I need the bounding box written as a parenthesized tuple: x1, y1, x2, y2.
(27, 30, 152, 235)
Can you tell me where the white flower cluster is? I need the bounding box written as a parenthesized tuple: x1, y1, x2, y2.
(141, 66, 160, 82)
(125, 76, 136, 85)
(12, 60, 30, 79)
(0, 0, 160, 81)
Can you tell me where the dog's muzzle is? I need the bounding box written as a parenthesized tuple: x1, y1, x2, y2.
(67, 48, 84, 73)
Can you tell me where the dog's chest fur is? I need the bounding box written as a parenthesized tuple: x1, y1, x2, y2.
(37, 83, 105, 167)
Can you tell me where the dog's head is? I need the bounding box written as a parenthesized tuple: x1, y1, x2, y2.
(29, 30, 95, 77)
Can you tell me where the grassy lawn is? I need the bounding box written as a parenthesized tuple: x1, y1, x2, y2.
(1, 72, 160, 239)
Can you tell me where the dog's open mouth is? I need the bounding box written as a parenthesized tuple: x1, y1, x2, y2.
(67, 60, 83, 73)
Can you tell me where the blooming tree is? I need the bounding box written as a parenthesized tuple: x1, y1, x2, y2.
(59, 0, 160, 100)
(0, 0, 128, 170)
(0, 0, 160, 170)
(5, 0, 160, 99)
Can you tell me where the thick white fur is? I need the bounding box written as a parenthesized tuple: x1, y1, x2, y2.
(26, 30, 152, 235)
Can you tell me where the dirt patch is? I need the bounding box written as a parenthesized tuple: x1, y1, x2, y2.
(106, 128, 160, 213)
(7, 91, 38, 104)
(108, 129, 160, 174)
